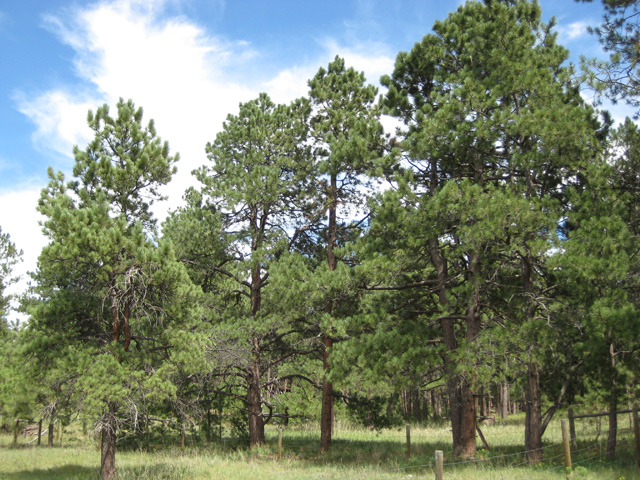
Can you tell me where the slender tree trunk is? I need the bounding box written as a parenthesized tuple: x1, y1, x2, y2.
(607, 341, 617, 461)
(48, 408, 55, 448)
(500, 383, 510, 419)
(525, 361, 543, 464)
(246, 256, 265, 448)
(431, 237, 473, 455)
(320, 174, 338, 453)
(522, 245, 543, 464)
(100, 404, 117, 480)
(320, 336, 333, 451)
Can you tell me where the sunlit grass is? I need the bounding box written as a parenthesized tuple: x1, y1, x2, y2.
(1, 414, 639, 479)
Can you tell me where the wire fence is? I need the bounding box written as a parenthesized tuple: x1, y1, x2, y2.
(270, 409, 640, 478)
(6, 408, 639, 478)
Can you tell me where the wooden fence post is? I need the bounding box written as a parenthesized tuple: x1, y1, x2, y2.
(633, 405, 640, 469)
(435, 450, 444, 480)
(562, 419, 572, 479)
(278, 427, 282, 461)
(568, 408, 577, 449)
(406, 424, 411, 460)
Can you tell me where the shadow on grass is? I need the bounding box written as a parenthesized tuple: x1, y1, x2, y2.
(0, 465, 96, 480)
(0, 463, 189, 480)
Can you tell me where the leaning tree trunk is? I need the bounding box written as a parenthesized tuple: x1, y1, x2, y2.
(525, 361, 543, 464)
(100, 403, 117, 480)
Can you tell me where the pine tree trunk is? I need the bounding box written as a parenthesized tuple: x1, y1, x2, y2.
(48, 421, 54, 447)
(100, 405, 117, 480)
(500, 383, 510, 419)
(525, 361, 543, 464)
(606, 341, 617, 461)
(320, 336, 333, 452)
(320, 173, 338, 452)
(247, 350, 265, 447)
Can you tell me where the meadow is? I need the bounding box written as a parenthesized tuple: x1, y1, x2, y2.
(0, 414, 638, 480)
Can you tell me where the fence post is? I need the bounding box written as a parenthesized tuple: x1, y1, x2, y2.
(278, 427, 282, 461)
(568, 408, 577, 449)
(633, 405, 640, 469)
(406, 424, 411, 459)
(435, 450, 444, 480)
(562, 419, 572, 479)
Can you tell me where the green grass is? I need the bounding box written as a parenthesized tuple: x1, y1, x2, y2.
(0, 415, 639, 479)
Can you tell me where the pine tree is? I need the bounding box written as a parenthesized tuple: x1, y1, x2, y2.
(192, 93, 314, 447)
(381, 0, 601, 460)
(27, 99, 197, 480)
(307, 55, 385, 452)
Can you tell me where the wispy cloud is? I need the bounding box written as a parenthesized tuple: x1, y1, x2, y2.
(557, 20, 590, 42)
(14, 89, 96, 162)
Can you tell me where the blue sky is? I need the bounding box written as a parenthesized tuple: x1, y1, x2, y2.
(0, 0, 631, 319)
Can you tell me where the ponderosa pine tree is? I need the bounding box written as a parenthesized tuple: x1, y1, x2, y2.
(26, 99, 199, 480)
(381, 0, 601, 460)
(307, 55, 386, 452)
(557, 119, 640, 460)
(192, 93, 314, 447)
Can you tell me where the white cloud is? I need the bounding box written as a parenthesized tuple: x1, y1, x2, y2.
(12, 0, 400, 322)
(26, 0, 258, 215)
(557, 20, 590, 42)
(0, 188, 46, 324)
(15, 90, 97, 162)
(264, 38, 395, 106)
(320, 38, 395, 87)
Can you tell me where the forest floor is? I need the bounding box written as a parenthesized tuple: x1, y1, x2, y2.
(0, 413, 638, 479)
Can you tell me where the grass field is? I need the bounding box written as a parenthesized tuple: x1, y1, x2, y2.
(0, 414, 639, 479)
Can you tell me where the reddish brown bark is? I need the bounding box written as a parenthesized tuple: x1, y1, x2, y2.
(525, 361, 543, 464)
(123, 300, 131, 352)
(320, 174, 338, 453)
(100, 405, 117, 480)
(247, 351, 265, 447)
